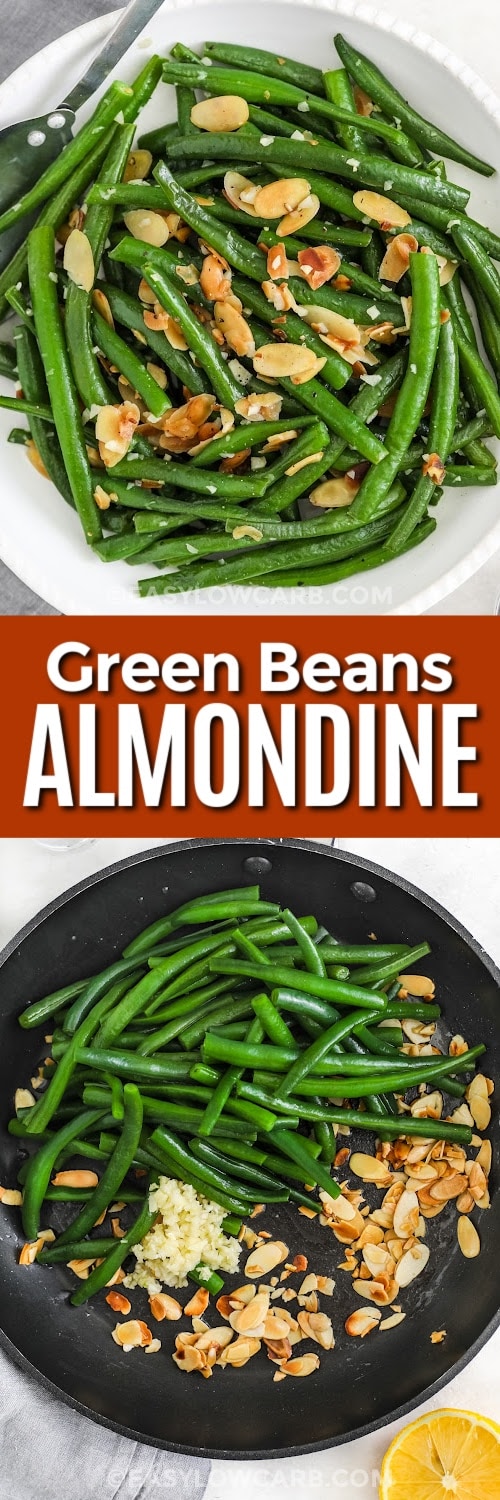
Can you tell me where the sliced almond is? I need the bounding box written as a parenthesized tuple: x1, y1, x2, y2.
(345, 1308, 381, 1337)
(457, 1215, 480, 1258)
(112, 1320, 152, 1349)
(184, 1287, 210, 1318)
(92, 287, 114, 327)
(266, 243, 289, 281)
(263, 1312, 294, 1341)
(106, 1291, 131, 1314)
(123, 209, 169, 247)
(352, 190, 411, 229)
(218, 1335, 260, 1367)
(297, 245, 341, 290)
(398, 974, 435, 997)
(253, 342, 317, 380)
(410, 1091, 443, 1121)
(297, 1311, 334, 1349)
(379, 233, 418, 283)
(19, 1239, 45, 1266)
(191, 95, 249, 132)
(148, 1292, 182, 1321)
(63, 228, 95, 291)
(395, 1242, 429, 1287)
(95, 400, 140, 467)
(449, 1034, 468, 1057)
(254, 178, 311, 220)
(349, 1153, 393, 1187)
(245, 1240, 289, 1277)
(379, 1311, 406, 1330)
(200, 251, 232, 302)
(15, 1088, 35, 1112)
(476, 1139, 492, 1177)
(214, 300, 255, 357)
(223, 171, 259, 216)
(278, 193, 320, 237)
(124, 149, 153, 183)
(309, 475, 359, 509)
(235, 391, 283, 421)
(299, 303, 360, 346)
(456, 1190, 474, 1214)
(468, 1162, 487, 1203)
(280, 1353, 320, 1377)
(0, 1187, 23, 1205)
(429, 1173, 468, 1203)
(230, 1290, 270, 1334)
(52, 1169, 98, 1188)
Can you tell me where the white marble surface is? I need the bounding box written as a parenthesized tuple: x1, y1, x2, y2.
(1, 835, 499, 1496)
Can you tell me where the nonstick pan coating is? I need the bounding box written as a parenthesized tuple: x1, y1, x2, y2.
(0, 838, 498, 1459)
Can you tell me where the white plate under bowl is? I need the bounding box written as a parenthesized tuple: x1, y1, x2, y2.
(1, 0, 500, 615)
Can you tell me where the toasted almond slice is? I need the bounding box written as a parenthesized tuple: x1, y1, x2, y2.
(95, 400, 140, 467)
(184, 1287, 210, 1318)
(214, 300, 255, 357)
(266, 243, 289, 281)
(297, 1311, 334, 1349)
(398, 974, 435, 997)
(299, 303, 360, 345)
(309, 475, 359, 509)
(15, 1088, 36, 1112)
(19, 1239, 45, 1266)
(200, 251, 233, 302)
(456, 1190, 474, 1214)
(123, 209, 169, 247)
(0, 1187, 23, 1205)
(191, 95, 249, 132)
(379, 233, 418, 283)
(263, 1312, 294, 1341)
(395, 1242, 430, 1287)
(145, 1338, 162, 1354)
(148, 1292, 183, 1321)
(245, 1240, 289, 1277)
(278, 193, 320, 237)
(230, 1290, 270, 1333)
(410, 1091, 443, 1121)
(468, 1162, 487, 1203)
(350, 1153, 393, 1187)
(106, 1290, 132, 1314)
(254, 178, 311, 220)
(457, 1215, 481, 1258)
(476, 1139, 492, 1176)
(138, 277, 157, 305)
(353, 190, 411, 228)
(345, 1308, 381, 1337)
(218, 1334, 260, 1367)
(467, 1072, 489, 1098)
(280, 1353, 320, 1377)
(52, 1169, 98, 1188)
(297, 245, 341, 290)
(172, 1344, 205, 1373)
(429, 1172, 468, 1202)
(448, 1103, 475, 1128)
(379, 1311, 406, 1330)
(194, 1326, 233, 1353)
(63, 228, 95, 291)
(235, 391, 283, 421)
(124, 148, 153, 183)
(253, 342, 315, 380)
(112, 1319, 150, 1349)
(92, 287, 114, 327)
(223, 170, 259, 215)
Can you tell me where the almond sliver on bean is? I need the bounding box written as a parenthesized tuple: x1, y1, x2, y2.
(253, 343, 316, 380)
(278, 193, 320, 237)
(191, 95, 249, 132)
(215, 301, 255, 357)
(253, 178, 311, 219)
(123, 210, 169, 247)
(352, 190, 411, 228)
(379, 233, 418, 283)
(63, 228, 95, 292)
(298, 303, 360, 345)
(223, 171, 259, 215)
(309, 475, 359, 509)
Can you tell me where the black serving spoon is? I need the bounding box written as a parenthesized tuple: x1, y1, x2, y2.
(0, 0, 165, 271)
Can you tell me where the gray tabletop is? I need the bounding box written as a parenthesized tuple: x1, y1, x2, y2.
(0, 1, 125, 615)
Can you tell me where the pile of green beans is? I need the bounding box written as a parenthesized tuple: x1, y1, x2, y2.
(0, 36, 497, 593)
(4, 882, 488, 1308)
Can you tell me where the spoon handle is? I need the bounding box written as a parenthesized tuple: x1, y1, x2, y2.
(62, 0, 165, 113)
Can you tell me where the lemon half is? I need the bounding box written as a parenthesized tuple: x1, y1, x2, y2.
(379, 1407, 500, 1499)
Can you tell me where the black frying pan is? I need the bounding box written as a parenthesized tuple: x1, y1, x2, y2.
(0, 838, 498, 1460)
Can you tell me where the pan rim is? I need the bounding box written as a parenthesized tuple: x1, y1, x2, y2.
(0, 836, 499, 1461)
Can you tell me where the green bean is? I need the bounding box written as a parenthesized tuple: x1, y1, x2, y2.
(443, 465, 498, 486)
(28, 227, 101, 542)
(462, 270, 500, 381)
(162, 132, 470, 211)
(37, 1238, 118, 1264)
(150, 1126, 254, 1210)
(334, 33, 494, 177)
(22, 978, 135, 1136)
(452, 319, 500, 437)
(250, 993, 295, 1047)
(99, 280, 206, 396)
(281, 908, 326, 977)
(190, 416, 315, 468)
(274, 1006, 385, 1099)
(348, 941, 431, 988)
(389, 314, 460, 548)
(268, 1052, 484, 1100)
(55, 1085, 143, 1246)
(256, 227, 401, 306)
(270, 1127, 340, 1197)
(349, 252, 441, 524)
(76, 1045, 201, 1080)
(70, 1193, 156, 1305)
(0, 340, 17, 377)
(180, 994, 257, 1050)
(64, 958, 151, 1034)
(208, 959, 387, 1009)
(188, 1264, 225, 1294)
(202, 1034, 388, 1074)
(189, 1138, 289, 1196)
(111, 453, 269, 500)
(162, 61, 423, 167)
(123, 887, 260, 957)
(98, 932, 235, 1044)
(91, 311, 171, 418)
(21, 1108, 104, 1240)
(19, 980, 87, 1031)
(323, 66, 366, 154)
(258, 517, 436, 586)
(202, 40, 325, 94)
(65, 124, 135, 408)
(451, 223, 500, 326)
(0, 393, 52, 420)
(83, 1087, 256, 1138)
(196, 1014, 264, 1137)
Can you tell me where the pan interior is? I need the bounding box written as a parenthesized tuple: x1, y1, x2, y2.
(0, 839, 498, 1458)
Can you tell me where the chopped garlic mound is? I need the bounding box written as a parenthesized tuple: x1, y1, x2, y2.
(124, 1176, 241, 1291)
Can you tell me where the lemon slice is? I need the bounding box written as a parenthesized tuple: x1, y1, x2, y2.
(379, 1408, 500, 1499)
